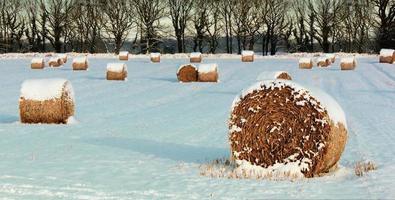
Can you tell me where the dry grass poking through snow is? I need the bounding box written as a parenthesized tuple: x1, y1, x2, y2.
(354, 161, 377, 177)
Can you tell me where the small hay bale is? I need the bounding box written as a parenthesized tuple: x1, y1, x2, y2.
(379, 49, 395, 64)
(177, 64, 198, 82)
(241, 50, 254, 62)
(31, 58, 45, 69)
(190, 52, 202, 63)
(119, 51, 129, 61)
(317, 57, 331, 67)
(299, 58, 313, 69)
(106, 63, 128, 81)
(19, 79, 75, 124)
(198, 64, 219, 82)
(72, 56, 89, 70)
(256, 71, 292, 81)
(229, 80, 348, 178)
(48, 57, 64, 67)
(326, 53, 336, 63)
(58, 54, 68, 63)
(340, 57, 357, 70)
(150, 53, 161, 63)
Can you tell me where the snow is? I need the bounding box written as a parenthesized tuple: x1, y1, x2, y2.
(0, 54, 394, 199)
(49, 57, 61, 63)
(190, 52, 201, 58)
(380, 49, 395, 57)
(73, 56, 87, 64)
(57, 54, 67, 59)
(198, 63, 217, 73)
(341, 57, 356, 64)
(31, 58, 43, 64)
(107, 63, 127, 73)
(256, 71, 289, 81)
(317, 57, 329, 62)
(299, 58, 312, 64)
(242, 50, 254, 56)
(119, 51, 129, 57)
(150, 53, 161, 58)
(20, 78, 74, 101)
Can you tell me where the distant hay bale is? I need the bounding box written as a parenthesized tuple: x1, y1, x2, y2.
(119, 51, 129, 61)
(48, 57, 64, 67)
(31, 58, 45, 69)
(379, 49, 395, 64)
(241, 50, 254, 62)
(229, 80, 348, 178)
(190, 52, 202, 63)
(317, 57, 331, 67)
(326, 54, 336, 63)
(150, 53, 161, 63)
(58, 54, 68, 63)
(72, 56, 88, 70)
(256, 71, 292, 81)
(177, 64, 198, 82)
(106, 63, 128, 81)
(340, 57, 357, 70)
(19, 79, 75, 124)
(299, 58, 313, 69)
(198, 64, 218, 82)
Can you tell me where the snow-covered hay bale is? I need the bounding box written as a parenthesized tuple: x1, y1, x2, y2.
(150, 53, 161, 63)
(119, 51, 129, 61)
(106, 63, 127, 81)
(177, 64, 198, 82)
(198, 64, 218, 82)
(19, 79, 75, 124)
(256, 71, 292, 81)
(326, 53, 336, 63)
(299, 58, 313, 69)
(31, 58, 45, 69)
(48, 57, 64, 67)
(229, 80, 348, 178)
(317, 57, 331, 67)
(340, 57, 357, 70)
(58, 54, 68, 63)
(72, 56, 88, 70)
(379, 49, 395, 64)
(241, 51, 254, 62)
(190, 52, 202, 63)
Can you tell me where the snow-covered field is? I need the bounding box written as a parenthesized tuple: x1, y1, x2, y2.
(0, 54, 394, 199)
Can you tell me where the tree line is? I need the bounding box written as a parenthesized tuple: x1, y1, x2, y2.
(0, 0, 394, 54)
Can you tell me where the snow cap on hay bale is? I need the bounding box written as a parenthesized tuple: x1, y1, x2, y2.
(198, 64, 218, 82)
(241, 50, 254, 62)
(150, 52, 161, 63)
(379, 49, 395, 64)
(256, 71, 292, 81)
(317, 57, 331, 67)
(340, 57, 357, 70)
(106, 63, 128, 81)
(72, 56, 88, 70)
(31, 57, 45, 69)
(48, 57, 64, 67)
(19, 78, 75, 124)
(58, 54, 68, 63)
(299, 58, 313, 69)
(177, 64, 198, 82)
(190, 52, 202, 63)
(119, 51, 129, 61)
(229, 80, 348, 178)
(325, 53, 336, 63)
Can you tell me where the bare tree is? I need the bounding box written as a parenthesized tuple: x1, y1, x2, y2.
(0, 0, 25, 52)
(191, 0, 209, 52)
(230, 0, 252, 54)
(219, 0, 234, 53)
(168, 0, 193, 53)
(206, 0, 222, 53)
(264, 0, 288, 55)
(372, 0, 395, 50)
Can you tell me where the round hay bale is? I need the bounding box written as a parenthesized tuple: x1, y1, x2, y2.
(229, 80, 348, 178)
(190, 52, 202, 63)
(326, 54, 336, 63)
(31, 58, 45, 69)
(119, 51, 129, 61)
(48, 57, 64, 67)
(242, 50, 254, 62)
(379, 49, 395, 64)
(299, 58, 313, 69)
(177, 64, 198, 82)
(19, 79, 75, 124)
(150, 53, 161, 63)
(198, 64, 218, 82)
(340, 57, 357, 70)
(257, 71, 292, 81)
(106, 63, 128, 81)
(58, 54, 68, 63)
(317, 57, 331, 67)
(72, 56, 89, 70)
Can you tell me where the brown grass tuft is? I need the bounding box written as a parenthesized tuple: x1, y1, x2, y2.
(355, 161, 377, 177)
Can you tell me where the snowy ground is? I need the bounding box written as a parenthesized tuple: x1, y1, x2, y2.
(0, 54, 394, 199)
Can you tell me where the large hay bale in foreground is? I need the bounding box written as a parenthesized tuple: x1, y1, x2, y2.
(198, 64, 218, 82)
(317, 57, 331, 67)
(256, 71, 292, 81)
(229, 80, 348, 178)
(48, 57, 64, 67)
(150, 53, 161, 63)
(299, 58, 313, 69)
(379, 49, 395, 64)
(31, 58, 45, 69)
(241, 51, 254, 62)
(72, 56, 89, 70)
(190, 52, 202, 63)
(106, 63, 128, 81)
(340, 57, 357, 70)
(19, 79, 75, 124)
(177, 64, 198, 82)
(119, 51, 129, 61)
